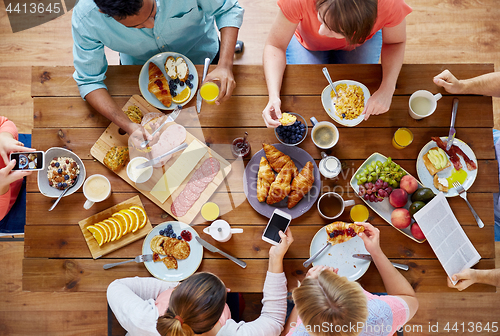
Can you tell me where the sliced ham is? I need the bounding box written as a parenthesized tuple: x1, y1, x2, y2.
(150, 124, 186, 167)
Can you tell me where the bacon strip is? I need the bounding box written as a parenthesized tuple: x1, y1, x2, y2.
(431, 137, 462, 170)
(453, 146, 477, 171)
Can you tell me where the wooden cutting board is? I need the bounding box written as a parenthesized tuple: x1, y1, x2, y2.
(90, 95, 231, 224)
(78, 195, 153, 259)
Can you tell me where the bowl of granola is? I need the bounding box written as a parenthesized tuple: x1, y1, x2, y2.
(37, 147, 86, 198)
(321, 80, 370, 127)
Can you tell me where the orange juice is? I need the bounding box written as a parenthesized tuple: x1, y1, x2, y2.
(350, 204, 369, 222)
(200, 82, 219, 104)
(201, 202, 219, 221)
(392, 128, 413, 149)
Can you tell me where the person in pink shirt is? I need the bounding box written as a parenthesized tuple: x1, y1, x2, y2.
(0, 117, 35, 222)
(262, 0, 412, 127)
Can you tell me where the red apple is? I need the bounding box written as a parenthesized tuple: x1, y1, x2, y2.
(411, 223, 426, 240)
(391, 208, 412, 229)
(400, 175, 419, 194)
(389, 188, 408, 208)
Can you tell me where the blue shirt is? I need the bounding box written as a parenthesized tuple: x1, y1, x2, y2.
(72, 0, 244, 99)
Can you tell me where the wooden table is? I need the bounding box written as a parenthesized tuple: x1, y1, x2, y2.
(24, 64, 497, 293)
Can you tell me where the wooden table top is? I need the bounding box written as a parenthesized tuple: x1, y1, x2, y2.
(25, 64, 497, 293)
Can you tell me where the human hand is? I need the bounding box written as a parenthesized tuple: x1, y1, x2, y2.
(305, 265, 338, 279)
(0, 159, 32, 195)
(447, 269, 477, 291)
(262, 98, 282, 128)
(0, 132, 35, 165)
(204, 65, 236, 105)
(127, 124, 155, 150)
(357, 222, 382, 255)
(363, 87, 394, 121)
(269, 228, 294, 261)
(433, 70, 464, 94)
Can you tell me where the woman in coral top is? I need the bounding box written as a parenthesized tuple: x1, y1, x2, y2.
(262, 0, 412, 127)
(0, 117, 34, 221)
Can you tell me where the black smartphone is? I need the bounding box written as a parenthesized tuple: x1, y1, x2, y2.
(10, 151, 44, 171)
(262, 209, 292, 245)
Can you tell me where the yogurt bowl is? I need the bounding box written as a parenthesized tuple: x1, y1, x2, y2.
(127, 157, 154, 183)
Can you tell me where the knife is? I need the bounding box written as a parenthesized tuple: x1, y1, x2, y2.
(196, 236, 247, 268)
(352, 254, 409, 271)
(135, 142, 188, 169)
(196, 57, 211, 114)
(446, 98, 459, 150)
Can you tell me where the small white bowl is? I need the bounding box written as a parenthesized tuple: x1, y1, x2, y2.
(38, 147, 86, 198)
(127, 157, 153, 183)
(274, 112, 308, 146)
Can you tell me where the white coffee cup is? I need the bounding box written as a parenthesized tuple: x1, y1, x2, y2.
(317, 192, 355, 220)
(83, 174, 111, 210)
(203, 220, 243, 242)
(310, 117, 339, 149)
(409, 90, 442, 120)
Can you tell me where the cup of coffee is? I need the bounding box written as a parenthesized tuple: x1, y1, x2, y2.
(83, 174, 111, 210)
(317, 192, 355, 220)
(409, 90, 442, 120)
(310, 117, 339, 149)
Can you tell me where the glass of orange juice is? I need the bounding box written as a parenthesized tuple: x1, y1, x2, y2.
(350, 204, 369, 223)
(392, 128, 413, 149)
(199, 81, 220, 104)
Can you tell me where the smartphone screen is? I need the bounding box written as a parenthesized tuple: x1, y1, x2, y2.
(264, 212, 291, 243)
(10, 151, 44, 171)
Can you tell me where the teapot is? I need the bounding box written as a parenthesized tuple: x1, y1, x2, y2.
(203, 220, 243, 242)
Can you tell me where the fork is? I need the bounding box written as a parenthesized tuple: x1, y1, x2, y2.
(139, 105, 182, 148)
(453, 181, 484, 228)
(103, 254, 153, 270)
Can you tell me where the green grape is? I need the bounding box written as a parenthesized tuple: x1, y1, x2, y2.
(360, 177, 367, 183)
(376, 168, 381, 174)
(355, 174, 361, 180)
(391, 180, 398, 188)
(384, 167, 390, 172)
(370, 172, 377, 177)
(357, 179, 364, 185)
(367, 166, 374, 173)
(382, 161, 388, 168)
(395, 164, 401, 171)
(371, 161, 377, 169)
(385, 177, 391, 183)
(376, 161, 382, 167)
(387, 157, 392, 164)
(367, 176, 373, 182)
(363, 169, 369, 176)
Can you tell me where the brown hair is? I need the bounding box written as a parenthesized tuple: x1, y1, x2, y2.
(157, 272, 227, 336)
(316, 0, 378, 45)
(292, 270, 368, 336)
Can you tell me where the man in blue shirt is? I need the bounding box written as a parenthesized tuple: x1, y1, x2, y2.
(72, 0, 244, 136)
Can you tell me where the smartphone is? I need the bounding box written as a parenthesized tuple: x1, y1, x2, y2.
(10, 151, 44, 171)
(262, 209, 292, 245)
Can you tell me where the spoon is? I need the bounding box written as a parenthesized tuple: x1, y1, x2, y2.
(322, 67, 338, 103)
(49, 173, 80, 211)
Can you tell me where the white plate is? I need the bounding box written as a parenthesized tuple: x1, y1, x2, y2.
(350, 152, 426, 243)
(321, 80, 370, 127)
(310, 225, 370, 281)
(142, 221, 203, 282)
(416, 137, 478, 197)
(139, 52, 199, 110)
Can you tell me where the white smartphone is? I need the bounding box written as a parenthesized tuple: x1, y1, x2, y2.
(10, 151, 45, 171)
(262, 209, 292, 245)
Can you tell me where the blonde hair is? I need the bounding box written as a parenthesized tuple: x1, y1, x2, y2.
(292, 270, 368, 336)
(156, 272, 227, 336)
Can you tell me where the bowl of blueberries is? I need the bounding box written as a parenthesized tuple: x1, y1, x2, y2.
(274, 112, 308, 146)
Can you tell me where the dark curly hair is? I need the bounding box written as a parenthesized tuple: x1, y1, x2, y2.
(94, 0, 144, 20)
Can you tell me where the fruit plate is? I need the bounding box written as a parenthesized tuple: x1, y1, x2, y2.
(416, 137, 478, 198)
(243, 144, 321, 219)
(139, 52, 199, 110)
(142, 221, 203, 282)
(310, 225, 370, 281)
(349, 153, 426, 243)
(78, 195, 153, 259)
(321, 80, 370, 127)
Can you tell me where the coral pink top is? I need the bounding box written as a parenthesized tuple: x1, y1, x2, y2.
(155, 288, 232, 326)
(277, 0, 412, 51)
(0, 117, 22, 221)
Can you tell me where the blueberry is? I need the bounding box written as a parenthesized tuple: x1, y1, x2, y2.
(173, 84, 178, 90)
(300, 124, 306, 129)
(62, 182, 67, 188)
(159, 230, 164, 235)
(174, 78, 179, 84)
(171, 233, 177, 239)
(329, 232, 334, 238)
(55, 162, 60, 168)
(57, 182, 62, 188)
(171, 92, 177, 97)
(187, 83, 193, 89)
(179, 81, 184, 87)
(167, 224, 172, 229)
(177, 236, 182, 240)
(342, 113, 346, 118)
(186, 79, 191, 85)
(188, 74, 194, 80)
(64, 175, 69, 180)
(57, 168, 62, 174)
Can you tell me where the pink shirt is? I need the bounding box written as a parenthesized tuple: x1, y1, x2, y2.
(155, 288, 232, 326)
(277, 0, 412, 51)
(0, 116, 22, 221)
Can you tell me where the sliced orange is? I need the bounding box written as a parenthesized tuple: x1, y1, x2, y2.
(103, 219, 118, 241)
(123, 209, 140, 233)
(172, 87, 191, 104)
(99, 220, 114, 243)
(119, 209, 134, 233)
(95, 222, 110, 243)
(87, 225, 104, 246)
(112, 212, 129, 237)
(130, 206, 148, 229)
(108, 217, 123, 240)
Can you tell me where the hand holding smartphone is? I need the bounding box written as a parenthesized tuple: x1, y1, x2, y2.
(262, 209, 292, 245)
(10, 151, 45, 171)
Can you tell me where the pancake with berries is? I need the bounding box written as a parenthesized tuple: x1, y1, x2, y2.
(326, 222, 365, 246)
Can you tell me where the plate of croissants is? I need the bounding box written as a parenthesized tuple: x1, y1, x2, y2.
(243, 143, 321, 219)
(139, 52, 199, 110)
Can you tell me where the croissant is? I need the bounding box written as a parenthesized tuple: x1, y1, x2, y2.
(257, 157, 275, 202)
(263, 143, 292, 173)
(287, 161, 314, 209)
(148, 62, 172, 108)
(266, 160, 296, 205)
